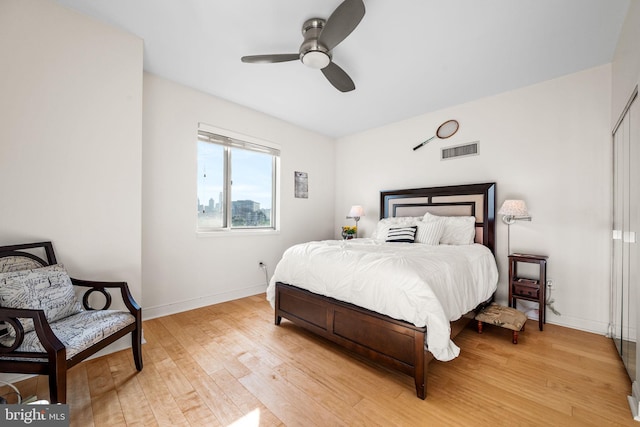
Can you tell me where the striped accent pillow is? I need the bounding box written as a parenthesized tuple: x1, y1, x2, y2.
(386, 226, 417, 243)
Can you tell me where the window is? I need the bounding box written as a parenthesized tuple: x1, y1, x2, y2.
(197, 127, 279, 232)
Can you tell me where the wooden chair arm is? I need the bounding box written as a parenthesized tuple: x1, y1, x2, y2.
(70, 278, 141, 316)
(0, 307, 66, 358)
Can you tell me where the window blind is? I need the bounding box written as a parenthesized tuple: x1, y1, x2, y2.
(197, 130, 280, 156)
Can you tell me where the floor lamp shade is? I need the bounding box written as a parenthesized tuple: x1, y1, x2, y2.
(347, 205, 365, 237)
(498, 200, 531, 224)
(498, 199, 531, 254)
(348, 205, 365, 219)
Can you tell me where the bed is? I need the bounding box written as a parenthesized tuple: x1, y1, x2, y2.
(266, 182, 497, 399)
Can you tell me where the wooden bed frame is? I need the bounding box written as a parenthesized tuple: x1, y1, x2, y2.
(274, 182, 496, 399)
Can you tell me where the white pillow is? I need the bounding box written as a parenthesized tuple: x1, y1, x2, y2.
(371, 216, 423, 241)
(415, 219, 445, 245)
(423, 212, 476, 245)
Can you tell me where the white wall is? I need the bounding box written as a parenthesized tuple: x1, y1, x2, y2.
(142, 74, 335, 319)
(335, 65, 612, 334)
(0, 0, 143, 373)
(612, 0, 640, 125)
(0, 0, 143, 309)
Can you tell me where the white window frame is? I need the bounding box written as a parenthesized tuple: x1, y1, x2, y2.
(197, 123, 280, 234)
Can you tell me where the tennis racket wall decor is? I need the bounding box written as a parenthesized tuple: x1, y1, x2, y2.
(413, 119, 459, 151)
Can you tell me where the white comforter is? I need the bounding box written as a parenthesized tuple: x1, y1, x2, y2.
(266, 238, 498, 361)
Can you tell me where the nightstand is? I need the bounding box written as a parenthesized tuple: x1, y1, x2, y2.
(508, 253, 548, 331)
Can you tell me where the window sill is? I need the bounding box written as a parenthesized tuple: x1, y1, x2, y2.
(196, 229, 280, 238)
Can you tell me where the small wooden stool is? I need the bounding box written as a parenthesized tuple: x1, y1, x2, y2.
(475, 304, 527, 344)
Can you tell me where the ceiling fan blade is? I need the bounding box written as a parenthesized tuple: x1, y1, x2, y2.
(241, 54, 299, 64)
(321, 62, 355, 92)
(318, 0, 365, 51)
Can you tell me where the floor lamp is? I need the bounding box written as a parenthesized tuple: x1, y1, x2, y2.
(498, 199, 531, 255)
(347, 205, 365, 238)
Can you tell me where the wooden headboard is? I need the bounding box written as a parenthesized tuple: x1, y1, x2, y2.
(380, 183, 496, 253)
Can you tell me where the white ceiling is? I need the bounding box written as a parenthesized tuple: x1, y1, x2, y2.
(54, 0, 630, 138)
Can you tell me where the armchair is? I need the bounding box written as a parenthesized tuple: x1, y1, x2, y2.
(0, 241, 142, 403)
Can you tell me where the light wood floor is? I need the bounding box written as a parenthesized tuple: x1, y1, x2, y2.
(7, 294, 637, 426)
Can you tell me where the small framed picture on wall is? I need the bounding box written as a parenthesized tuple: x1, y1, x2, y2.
(295, 171, 308, 198)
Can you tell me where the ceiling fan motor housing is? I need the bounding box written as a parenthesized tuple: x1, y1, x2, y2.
(300, 18, 331, 69)
(240, 0, 365, 92)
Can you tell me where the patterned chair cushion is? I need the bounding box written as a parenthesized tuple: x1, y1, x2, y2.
(0, 310, 135, 360)
(475, 304, 527, 331)
(0, 256, 45, 273)
(0, 264, 83, 336)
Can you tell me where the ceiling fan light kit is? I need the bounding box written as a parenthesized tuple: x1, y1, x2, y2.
(302, 51, 331, 69)
(241, 0, 365, 92)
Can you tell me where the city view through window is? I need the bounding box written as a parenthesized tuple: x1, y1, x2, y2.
(197, 140, 274, 229)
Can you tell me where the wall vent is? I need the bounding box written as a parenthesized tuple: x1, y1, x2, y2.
(441, 141, 479, 160)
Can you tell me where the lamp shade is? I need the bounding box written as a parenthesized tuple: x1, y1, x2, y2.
(348, 205, 365, 218)
(498, 200, 529, 216)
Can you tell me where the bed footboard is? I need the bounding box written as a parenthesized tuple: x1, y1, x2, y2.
(275, 282, 432, 399)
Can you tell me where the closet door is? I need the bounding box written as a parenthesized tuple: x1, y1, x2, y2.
(612, 88, 638, 381)
(612, 113, 624, 364)
(631, 95, 640, 381)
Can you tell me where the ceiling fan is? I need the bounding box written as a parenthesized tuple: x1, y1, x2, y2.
(241, 0, 365, 92)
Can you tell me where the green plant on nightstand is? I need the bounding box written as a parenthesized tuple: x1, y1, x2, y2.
(341, 226, 357, 240)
